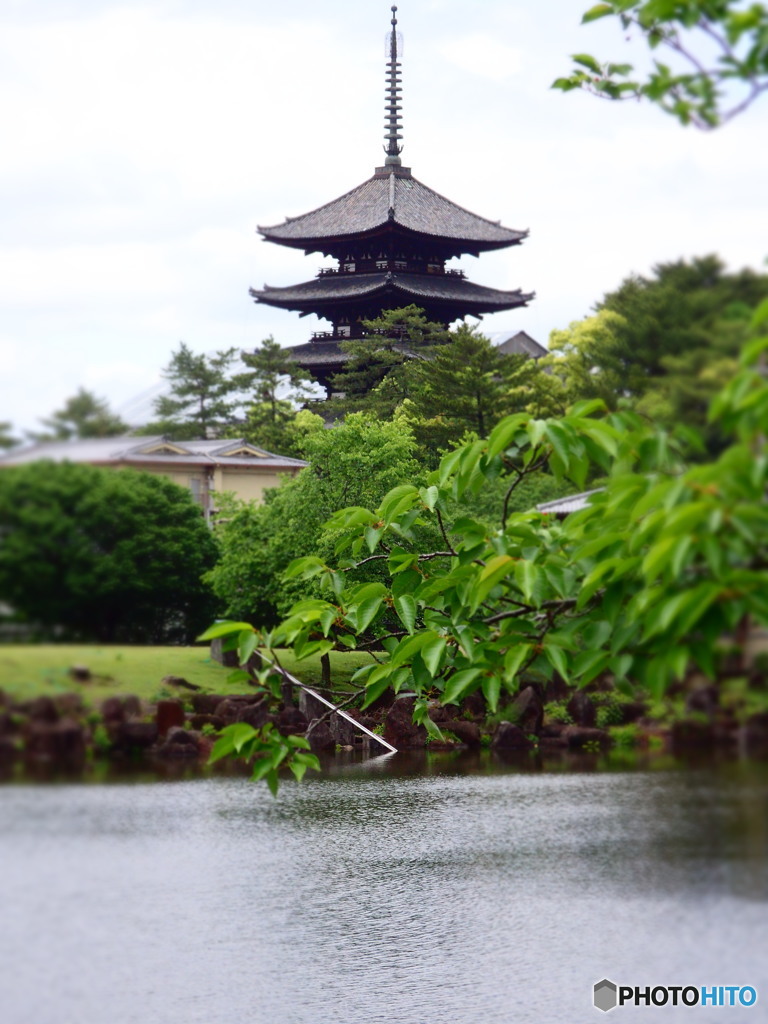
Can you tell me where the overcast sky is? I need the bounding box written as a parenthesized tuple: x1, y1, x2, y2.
(1, 0, 766, 433)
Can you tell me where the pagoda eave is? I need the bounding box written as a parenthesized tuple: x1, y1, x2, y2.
(250, 272, 533, 321)
(259, 222, 527, 261)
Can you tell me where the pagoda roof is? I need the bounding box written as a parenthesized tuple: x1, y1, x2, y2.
(251, 270, 533, 318)
(286, 339, 349, 367)
(258, 169, 527, 257)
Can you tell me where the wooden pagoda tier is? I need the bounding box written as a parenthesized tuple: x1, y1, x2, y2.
(249, 6, 533, 393)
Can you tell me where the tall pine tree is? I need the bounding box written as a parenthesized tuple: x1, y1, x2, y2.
(142, 343, 243, 440)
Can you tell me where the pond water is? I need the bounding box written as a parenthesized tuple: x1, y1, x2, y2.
(1, 754, 767, 1024)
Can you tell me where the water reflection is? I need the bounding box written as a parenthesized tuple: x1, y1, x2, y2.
(1, 759, 766, 1024)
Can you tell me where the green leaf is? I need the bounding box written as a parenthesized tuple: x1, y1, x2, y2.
(481, 675, 501, 713)
(573, 650, 609, 687)
(197, 620, 254, 642)
(577, 557, 624, 607)
(544, 421, 574, 469)
(610, 654, 633, 681)
(503, 643, 532, 685)
(581, 4, 615, 24)
(378, 484, 420, 523)
(265, 769, 279, 797)
(438, 445, 465, 484)
(673, 582, 722, 637)
(326, 506, 377, 530)
(283, 556, 327, 580)
(286, 734, 311, 750)
(423, 714, 445, 742)
(392, 568, 421, 595)
(318, 606, 337, 636)
(388, 550, 417, 576)
(238, 629, 259, 666)
(573, 532, 627, 561)
(419, 485, 440, 511)
(289, 760, 309, 783)
(421, 635, 446, 676)
(293, 637, 335, 661)
(748, 297, 768, 333)
(364, 526, 383, 553)
(514, 560, 541, 605)
(581, 619, 612, 650)
(394, 593, 418, 635)
(571, 52, 603, 74)
(209, 722, 258, 764)
(470, 554, 517, 611)
(361, 675, 395, 709)
(486, 414, 527, 458)
(389, 631, 439, 669)
(347, 596, 383, 634)
(442, 668, 483, 704)
(544, 643, 570, 681)
(551, 77, 579, 92)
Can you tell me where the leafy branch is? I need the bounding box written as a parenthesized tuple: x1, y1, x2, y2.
(553, 1, 768, 127)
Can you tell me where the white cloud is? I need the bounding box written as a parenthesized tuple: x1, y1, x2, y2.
(437, 32, 524, 81)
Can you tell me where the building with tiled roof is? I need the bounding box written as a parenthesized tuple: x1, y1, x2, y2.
(496, 330, 548, 360)
(0, 436, 306, 523)
(536, 488, 604, 517)
(251, 7, 533, 394)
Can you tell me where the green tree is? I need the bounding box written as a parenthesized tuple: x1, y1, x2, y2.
(597, 255, 766, 446)
(219, 303, 768, 732)
(545, 258, 767, 450)
(0, 462, 218, 642)
(206, 413, 420, 624)
(554, 0, 768, 128)
(28, 388, 129, 442)
(600, 256, 765, 378)
(546, 309, 632, 409)
(241, 407, 325, 459)
(325, 305, 449, 418)
(402, 324, 557, 454)
(142, 342, 243, 439)
(238, 337, 318, 454)
(0, 422, 19, 450)
(202, 397, 666, 740)
(201, 297, 768, 788)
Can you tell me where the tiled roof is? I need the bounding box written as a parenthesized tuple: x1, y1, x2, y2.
(0, 436, 307, 471)
(252, 271, 533, 316)
(496, 330, 547, 359)
(259, 170, 527, 254)
(284, 338, 418, 368)
(536, 488, 604, 516)
(285, 341, 349, 366)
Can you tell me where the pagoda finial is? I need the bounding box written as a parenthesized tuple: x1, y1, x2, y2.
(383, 5, 403, 167)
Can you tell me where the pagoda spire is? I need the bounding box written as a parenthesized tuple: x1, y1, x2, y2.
(383, 5, 403, 167)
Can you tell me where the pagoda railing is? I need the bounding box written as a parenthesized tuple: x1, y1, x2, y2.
(310, 326, 419, 342)
(317, 264, 465, 278)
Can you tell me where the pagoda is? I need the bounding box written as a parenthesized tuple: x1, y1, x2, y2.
(250, 6, 534, 394)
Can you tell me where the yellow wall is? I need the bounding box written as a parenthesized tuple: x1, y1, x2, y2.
(121, 462, 301, 509)
(216, 469, 300, 505)
(156, 469, 204, 491)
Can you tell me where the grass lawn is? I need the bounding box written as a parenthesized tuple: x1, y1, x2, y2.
(0, 644, 373, 706)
